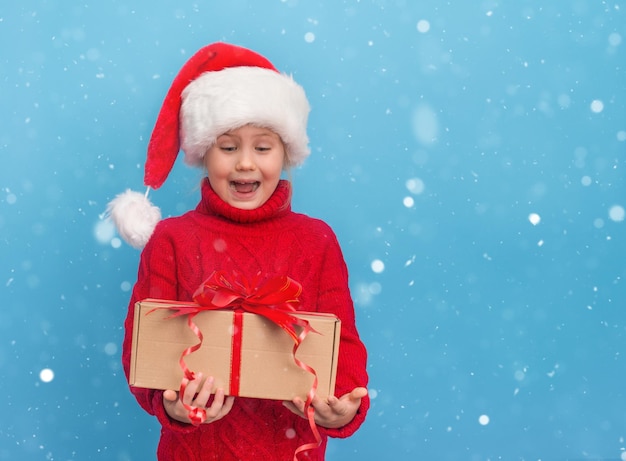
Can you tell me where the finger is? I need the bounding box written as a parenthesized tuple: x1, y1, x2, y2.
(290, 396, 306, 413)
(193, 375, 215, 407)
(305, 394, 334, 422)
(223, 396, 235, 413)
(325, 389, 365, 416)
(163, 389, 178, 402)
(309, 393, 325, 407)
(350, 387, 368, 400)
(205, 388, 225, 418)
(291, 393, 328, 416)
(204, 392, 235, 422)
(181, 374, 205, 406)
(282, 400, 304, 417)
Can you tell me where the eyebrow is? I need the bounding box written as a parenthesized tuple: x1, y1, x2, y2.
(219, 130, 279, 140)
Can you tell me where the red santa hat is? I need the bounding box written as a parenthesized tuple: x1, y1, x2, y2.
(106, 42, 310, 249)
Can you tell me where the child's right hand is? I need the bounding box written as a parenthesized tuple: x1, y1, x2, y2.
(163, 373, 235, 424)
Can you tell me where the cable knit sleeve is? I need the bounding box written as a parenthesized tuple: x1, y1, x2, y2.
(312, 226, 370, 439)
(120, 221, 199, 434)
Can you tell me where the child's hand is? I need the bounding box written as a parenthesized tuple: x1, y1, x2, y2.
(282, 387, 367, 429)
(163, 373, 235, 424)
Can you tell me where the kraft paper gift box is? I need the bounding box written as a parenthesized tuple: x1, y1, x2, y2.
(128, 299, 341, 401)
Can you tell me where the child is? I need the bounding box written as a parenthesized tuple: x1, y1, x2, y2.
(108, 42, 369, 460)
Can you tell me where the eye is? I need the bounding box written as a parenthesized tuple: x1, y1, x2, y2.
(220, 145, 237, 152)
(256, 145, 272, 152)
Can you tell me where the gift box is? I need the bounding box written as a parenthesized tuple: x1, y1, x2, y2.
(128, 299, 341, 401)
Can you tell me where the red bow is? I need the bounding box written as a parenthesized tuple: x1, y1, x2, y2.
(192, 270, 312, 342)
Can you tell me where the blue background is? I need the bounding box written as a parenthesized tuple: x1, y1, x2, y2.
(1, 1, 625, 460)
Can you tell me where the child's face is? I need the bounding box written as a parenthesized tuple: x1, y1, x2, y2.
(204, 125, 286, 210)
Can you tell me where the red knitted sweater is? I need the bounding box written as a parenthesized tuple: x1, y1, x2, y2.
(122, 179, 369, 460)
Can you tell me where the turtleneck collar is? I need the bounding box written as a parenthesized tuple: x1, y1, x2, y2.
(196, 178, 292, 223)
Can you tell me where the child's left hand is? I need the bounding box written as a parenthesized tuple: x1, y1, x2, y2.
(282, 387, 368, 429)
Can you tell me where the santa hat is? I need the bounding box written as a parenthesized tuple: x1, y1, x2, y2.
(106, 42, 310, 249)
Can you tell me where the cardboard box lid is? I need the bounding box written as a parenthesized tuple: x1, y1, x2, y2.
(129, 300, 340, 401)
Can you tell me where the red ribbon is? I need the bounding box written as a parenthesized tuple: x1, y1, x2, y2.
(152, 270, 322, 459)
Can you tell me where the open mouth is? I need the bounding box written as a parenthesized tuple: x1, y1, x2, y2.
(230, 181, 260, 194)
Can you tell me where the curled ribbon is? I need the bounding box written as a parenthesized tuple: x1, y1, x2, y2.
(153, 270, 322, 459)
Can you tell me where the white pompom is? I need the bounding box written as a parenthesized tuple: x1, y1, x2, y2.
(106, 189, 161, 249)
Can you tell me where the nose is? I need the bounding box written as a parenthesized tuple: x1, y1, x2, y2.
(235, 147, 256, 171)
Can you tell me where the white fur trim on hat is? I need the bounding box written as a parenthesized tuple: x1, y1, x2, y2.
(180, 66, 310, 168)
